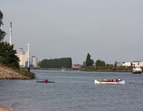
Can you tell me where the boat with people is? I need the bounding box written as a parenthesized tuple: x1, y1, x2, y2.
(94, 78, 125, 85)
(132, 66, 142, 74)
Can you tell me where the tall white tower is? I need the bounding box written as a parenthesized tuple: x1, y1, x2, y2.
(27, 42, 30, 68)
(10, 22, 12, 45)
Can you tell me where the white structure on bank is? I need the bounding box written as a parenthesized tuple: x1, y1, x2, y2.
(116, 61, 143, 67)
(132, 61, 143, 67)
(27, 42, 30, 68)
(122, 62, 131, 66)
(31, 56, 38, 68)
(139, 61, 143, 67)
(16, 48, 26, 68)
(116, 62, 123, 66)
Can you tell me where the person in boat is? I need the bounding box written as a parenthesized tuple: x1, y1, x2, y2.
(116, 78, 121, 82)
(111, 79, 113, 82)
(118, 78, 121, 82)
(100, 78, 103, 82)
(116, 78, 118, 82)
(107, 79, 111, 82)
(103, 78, 106, 82)
(45, 78, 48, 82)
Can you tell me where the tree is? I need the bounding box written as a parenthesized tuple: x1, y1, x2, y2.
(95, 59, 106, 66)
(86, 53, 94, 67)
(0, 42, 20, 68)
(114, 61, 117, 66)
(39, 57, 72, 68)
(0, 10, 6, 42)
(0, 10, 3, 27)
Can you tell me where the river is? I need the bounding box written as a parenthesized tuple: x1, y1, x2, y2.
(0, 70, 143, 111)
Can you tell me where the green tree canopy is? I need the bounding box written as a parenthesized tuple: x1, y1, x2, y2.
(0, 10, 6, 42)
(95, 59, 106, 66)
(0, 42, 20, 68)
(114, 61, 117, 66)
(0, 10, 3, 26)
(86, 53, 94, 67)
(39, 57, 72, 68)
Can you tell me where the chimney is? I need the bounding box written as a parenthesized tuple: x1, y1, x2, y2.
(10, 22, 12, 45)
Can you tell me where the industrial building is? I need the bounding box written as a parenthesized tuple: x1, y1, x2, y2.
(16, 48, 38, 68)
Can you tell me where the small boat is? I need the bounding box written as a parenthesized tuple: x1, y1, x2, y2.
(62, 68, 65, 71)
(94, 80, 125, 85)
(37, 80, 55, 83)
(132, 66, 142, 74)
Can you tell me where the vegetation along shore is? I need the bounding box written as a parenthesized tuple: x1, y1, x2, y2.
(0, 64, 34, 79)
(0, 10, 34, 79)
(81, 65, 135, 72)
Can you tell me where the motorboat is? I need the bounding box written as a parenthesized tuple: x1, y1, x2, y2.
(132, 67, 142, 74)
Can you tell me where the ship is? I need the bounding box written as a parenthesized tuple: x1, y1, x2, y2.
(132, 66, 142, 74)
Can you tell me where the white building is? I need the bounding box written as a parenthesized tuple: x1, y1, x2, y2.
(16, 48, 38, 68)
(116, 62, 123, 66)
(122, 62, 131, 66)
(132, 61, 143, 67)
(31, 56, 38, 68)
(16, 48, 26, 68)
(139, 61, 143, 66)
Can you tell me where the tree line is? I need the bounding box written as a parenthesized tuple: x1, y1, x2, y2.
(83, 53, 135, 72)
(39, 57, 72, 68)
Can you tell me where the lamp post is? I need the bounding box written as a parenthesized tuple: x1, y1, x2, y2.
(27, 42, 30, 71)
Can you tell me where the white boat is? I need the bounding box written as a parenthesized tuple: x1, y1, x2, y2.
(94, 80, 125, 85)
(132, 67, 142, 74)
(62, 69, 65, 71)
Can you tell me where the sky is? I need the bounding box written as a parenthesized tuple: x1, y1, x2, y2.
(1, 0, 143, 64)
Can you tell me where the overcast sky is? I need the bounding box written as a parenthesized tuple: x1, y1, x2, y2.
(1, 0, 143, 64)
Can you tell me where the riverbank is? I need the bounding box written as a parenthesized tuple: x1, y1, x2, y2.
(80, 66, 135, 72)
(0, 64, 34, 79)
(38, 68, 72, 71)
(0, 105, 13, 111)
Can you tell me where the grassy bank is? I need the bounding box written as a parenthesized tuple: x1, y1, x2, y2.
(81, 66, 136, 72)
(16, 68, 35, 79)
(38, 68, 71, 71)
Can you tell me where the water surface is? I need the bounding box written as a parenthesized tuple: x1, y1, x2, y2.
(0, 70, 143, 111)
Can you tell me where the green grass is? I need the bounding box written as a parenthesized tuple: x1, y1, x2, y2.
(81, 66, 134, 72)
(16, 68, 35, 79)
